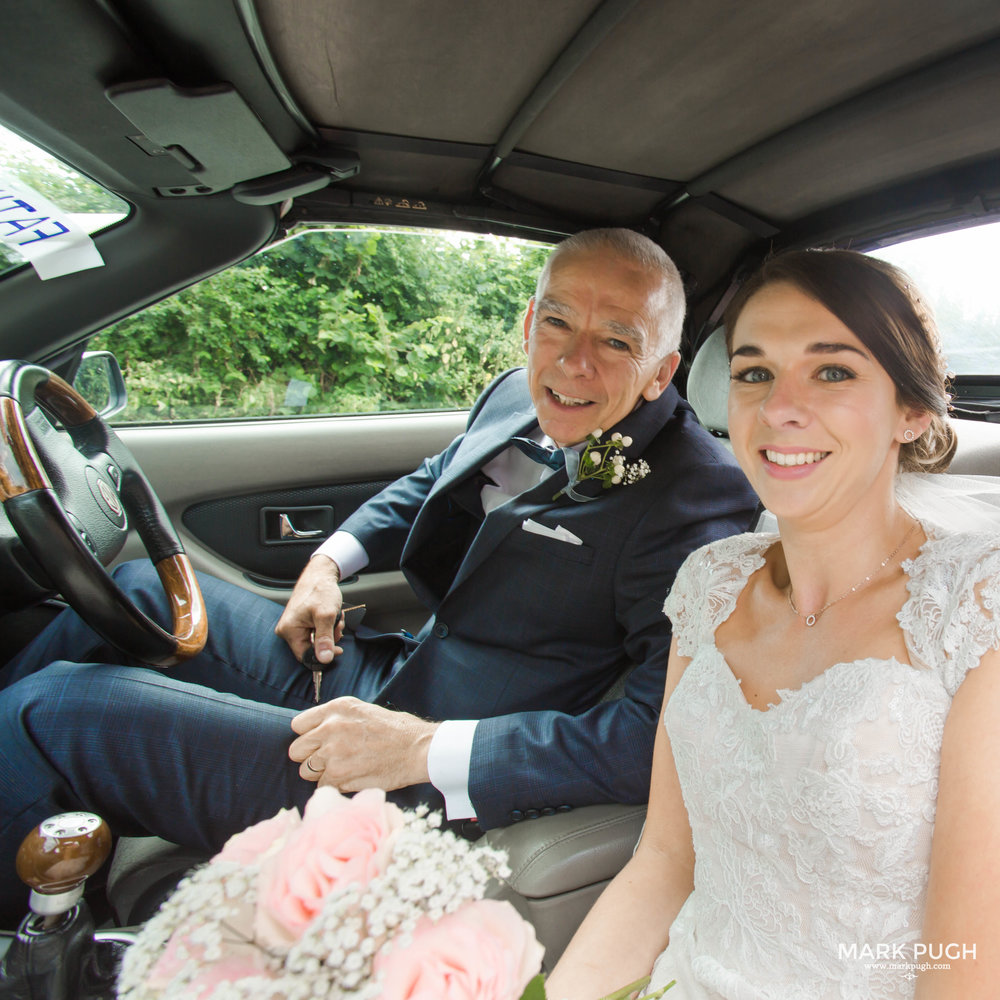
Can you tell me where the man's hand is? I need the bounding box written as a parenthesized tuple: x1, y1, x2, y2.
(275, 554, 345, 663)
(289, 697, 439, 791)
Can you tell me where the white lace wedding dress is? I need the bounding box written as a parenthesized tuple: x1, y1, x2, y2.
(643, 525, 1000, 1000)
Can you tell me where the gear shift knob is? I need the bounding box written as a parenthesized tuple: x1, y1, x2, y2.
(15, 812, 112, 916)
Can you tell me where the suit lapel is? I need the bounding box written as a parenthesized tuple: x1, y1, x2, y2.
(409, 376, 683, 599)
(401, 384, 537, 581)
(430, 402, 559, 595)
(429, 407, 538, 501)
(446, 475, 562, 594)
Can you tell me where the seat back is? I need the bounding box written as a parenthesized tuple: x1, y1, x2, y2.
(484, 803, 646, 971)
(686, 327, 730, 438)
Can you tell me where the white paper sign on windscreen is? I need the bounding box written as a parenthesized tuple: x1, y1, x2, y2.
(0, 174, 105, 280)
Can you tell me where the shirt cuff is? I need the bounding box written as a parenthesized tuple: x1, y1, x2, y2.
(312, 531, 369, 580)
(427, 719, 479, 820)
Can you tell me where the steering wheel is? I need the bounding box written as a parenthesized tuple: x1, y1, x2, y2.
(0, 360, 206, 667)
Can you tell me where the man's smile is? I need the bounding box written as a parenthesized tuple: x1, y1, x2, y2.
(548, 387, 594, 407)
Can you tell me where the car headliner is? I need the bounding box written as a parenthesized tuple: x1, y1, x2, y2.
(1, 0, 999, 366)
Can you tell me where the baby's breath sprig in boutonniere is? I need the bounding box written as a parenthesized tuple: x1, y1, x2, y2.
(553, 428, 651, 502)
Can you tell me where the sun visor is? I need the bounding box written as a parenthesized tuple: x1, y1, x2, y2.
(106, 79, 292, 197)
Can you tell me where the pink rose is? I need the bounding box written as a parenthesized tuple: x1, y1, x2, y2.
(255, 786, 404, 947)
(215, 807, 301, 866)
(374, 899, 544, 1000)
(146, 901, 265, 993)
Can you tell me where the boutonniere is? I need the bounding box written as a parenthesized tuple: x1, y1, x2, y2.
(554, 428, 651, 502)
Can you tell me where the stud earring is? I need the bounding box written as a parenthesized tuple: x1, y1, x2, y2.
(903, 429, 915, 442)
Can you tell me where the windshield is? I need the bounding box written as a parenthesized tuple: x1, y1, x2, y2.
(0, 122, 129, 279)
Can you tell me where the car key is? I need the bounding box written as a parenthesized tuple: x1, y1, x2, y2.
(303, 605, 366, 702)
(302, 645, 327, 703)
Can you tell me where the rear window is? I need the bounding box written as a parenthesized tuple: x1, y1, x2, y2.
(871, 220, 1000, 376)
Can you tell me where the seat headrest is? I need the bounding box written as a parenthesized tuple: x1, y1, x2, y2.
(686, 327, 730, 435)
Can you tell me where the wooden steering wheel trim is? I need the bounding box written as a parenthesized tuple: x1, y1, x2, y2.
(155, 553, 208, 662)
(0, 396, 50, 500)
(35, 370, 97, 426)
(0, 364, 207, 665)
(0, 371, 92, 501)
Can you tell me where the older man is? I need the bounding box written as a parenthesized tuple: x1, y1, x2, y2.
(0, 228, 755, 922)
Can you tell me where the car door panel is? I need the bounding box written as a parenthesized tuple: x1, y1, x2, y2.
(182, 481, 395, 585)
(115, 410, 467, 632)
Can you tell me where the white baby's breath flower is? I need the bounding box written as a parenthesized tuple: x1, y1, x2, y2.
(553, 426, 652, 500)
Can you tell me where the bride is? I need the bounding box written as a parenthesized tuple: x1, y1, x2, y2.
(547, 249, 1000, 999)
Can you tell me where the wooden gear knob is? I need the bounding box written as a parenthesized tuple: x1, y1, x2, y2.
(15, 812, 111, 914)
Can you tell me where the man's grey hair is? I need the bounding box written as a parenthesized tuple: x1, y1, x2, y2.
(534, 228, 686, 353)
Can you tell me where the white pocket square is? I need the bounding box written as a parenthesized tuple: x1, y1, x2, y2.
(521, 518, 583, 545)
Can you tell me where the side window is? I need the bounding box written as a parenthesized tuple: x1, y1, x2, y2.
(89, 228, 550, 422)
(871, 220, 1000, 376)
(0, 123, 128, 279)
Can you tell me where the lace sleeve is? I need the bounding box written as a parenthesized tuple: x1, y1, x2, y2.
(663, 546, 707, 658)
(901, 531, 1000, 696)
(663, 532, 767, 658)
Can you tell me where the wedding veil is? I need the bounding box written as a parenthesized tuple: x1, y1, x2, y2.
(896, 472, 1000, 535)
(753, 472, 1000, 535)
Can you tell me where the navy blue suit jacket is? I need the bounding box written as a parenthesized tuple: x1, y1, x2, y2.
(338, 369, 757, 829)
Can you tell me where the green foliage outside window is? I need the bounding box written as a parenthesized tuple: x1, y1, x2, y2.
(89, 228, 550, 422)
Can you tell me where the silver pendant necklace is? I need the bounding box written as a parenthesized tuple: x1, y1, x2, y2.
(787, 518, 918, 627)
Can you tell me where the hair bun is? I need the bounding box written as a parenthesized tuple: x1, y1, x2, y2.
(902, 415, 957, 473)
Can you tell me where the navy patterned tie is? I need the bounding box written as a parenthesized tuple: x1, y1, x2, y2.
(510, 437, 565, 471)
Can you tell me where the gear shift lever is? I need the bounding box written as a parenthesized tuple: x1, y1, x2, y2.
(16, 812, 111, 923)
(1, 812, 133, 1000)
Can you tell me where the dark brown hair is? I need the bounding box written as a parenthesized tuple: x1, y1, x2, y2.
(723, 249, 955, 473)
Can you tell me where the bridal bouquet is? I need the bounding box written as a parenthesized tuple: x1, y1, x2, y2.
(116, 787, 672, 1000)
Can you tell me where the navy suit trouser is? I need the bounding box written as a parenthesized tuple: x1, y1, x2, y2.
(0, 560, 404, 927)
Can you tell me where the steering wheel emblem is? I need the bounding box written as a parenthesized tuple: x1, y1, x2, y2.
(97, 477, 123, 517)
(85, 465, 126, 528)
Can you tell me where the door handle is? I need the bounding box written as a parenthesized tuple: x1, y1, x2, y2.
(260, 505, 334, 545)
(278, 513, 325, 539)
